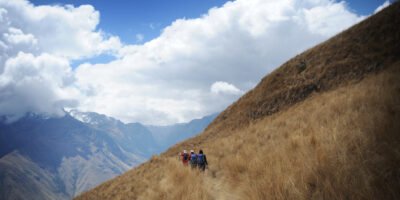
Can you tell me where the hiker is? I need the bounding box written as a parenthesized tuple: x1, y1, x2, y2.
(197, 149, 208, 171)
(180, 150, 189, 166)
(189, 150, 197, 168)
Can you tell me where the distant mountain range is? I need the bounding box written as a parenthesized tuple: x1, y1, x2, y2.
(0, 110, 217, 200)
(147, 113, 218, 151)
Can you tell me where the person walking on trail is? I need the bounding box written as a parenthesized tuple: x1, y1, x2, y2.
(197, 149, 208, 172)
(180, 150, 189, 166)
(189, 150, 197, 168)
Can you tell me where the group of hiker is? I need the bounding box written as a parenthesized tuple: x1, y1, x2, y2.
(179, 149, 208, 171)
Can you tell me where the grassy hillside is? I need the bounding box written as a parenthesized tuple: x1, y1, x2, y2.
(76, 3, 400, 200)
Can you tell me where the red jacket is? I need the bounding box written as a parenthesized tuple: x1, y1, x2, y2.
(180, 153, 189, 165)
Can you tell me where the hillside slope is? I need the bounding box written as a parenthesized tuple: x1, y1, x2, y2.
(76, 3, 400, 200)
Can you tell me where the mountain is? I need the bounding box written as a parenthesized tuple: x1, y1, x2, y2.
(75, 3, 400, 200)
(69, 110, 158, 157)
(0, 111, 215, 200)
(0, 113, 146, 200)
(147, 113, 218, 151)
(69, 110, 218, 155)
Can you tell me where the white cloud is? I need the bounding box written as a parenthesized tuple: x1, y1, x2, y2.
(374, 1, 390, 14)
(3, 27, 37, 46)
(0, 52, 78, 122)
(211, 81, 243, 95)
(74, 0, 363, 125)
(0, 0, 118, 122)
(0, 0, 367, 125)
(0, 0, 121, 69)
(303, 1, 364, 36)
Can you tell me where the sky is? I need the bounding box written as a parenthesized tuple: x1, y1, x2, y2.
(29, 0, 388, 44)
(31, 0, 231, 44)
(0, 0, 392, 125)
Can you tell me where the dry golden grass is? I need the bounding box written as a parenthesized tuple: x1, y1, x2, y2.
(202, 65, 400, 200)
(76, 63, 400, 200)
(76, 3, 400, 200)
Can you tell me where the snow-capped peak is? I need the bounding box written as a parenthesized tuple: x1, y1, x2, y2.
(68, 109, 119, 126)
(68, 110, 98, 125)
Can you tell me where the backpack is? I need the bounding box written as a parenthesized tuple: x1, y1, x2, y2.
(183, 153, 189, 161)
(197, 154, 205, 165)
(190, 153, 197, 165)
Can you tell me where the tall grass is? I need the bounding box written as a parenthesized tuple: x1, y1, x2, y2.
(76, 64, 400, 200)
(210, 65, 400, 200)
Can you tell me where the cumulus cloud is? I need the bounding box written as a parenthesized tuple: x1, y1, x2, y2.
(211, 81, 243, 95)
(303, 1, 364, 36)
(0, 0, 121, 69)
(74, 0, 364, 125)
(1, 0, 372, 125)
(0, 0, 118, 121)
(3, 27, 37, 46)
(374, 1, 390, 14)
(0, 52, 78, 122)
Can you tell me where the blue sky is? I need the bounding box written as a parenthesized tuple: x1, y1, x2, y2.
(30, 0, 231, 44)
(30, 0, 387, 45)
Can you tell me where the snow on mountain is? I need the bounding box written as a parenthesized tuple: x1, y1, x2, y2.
(69, 110, 114, 125)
